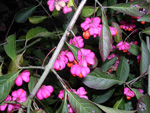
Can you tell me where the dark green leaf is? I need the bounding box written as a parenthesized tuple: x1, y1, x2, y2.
(116, 56, 129, 82)
(28, 76, 37, 93)
(128, 44, 141, 56)
(132, 88, 144, 99)
(140, 40, 150, 75)
(113, 97, 124, 109)
(56, 101, 63, 113)
(100, 56, 117, 72)
(99, 10, 113, 62)
(138, 14, 150, 22)
(29, 16, 48, 24)
(15, 6, 37, 23)
(0, 71, 20, 103)
(4, 34, 16, 63)
(108, 0, 149, 17)
(81, 6, 98, 17)
(82, 68, 123, 90)
(142, 27, 150, 35)
(67, 91, 102, 113)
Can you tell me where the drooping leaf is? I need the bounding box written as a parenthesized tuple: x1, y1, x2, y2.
(29, 16, 48, 24)
(142, 27, 150, 35)
(97, 104, 135, 113)
(67, 91, 102, 113)
(138, 14, 150, 22)
(116, 56, 129, 82)
(140, 40, 150, 75)
(108, 0, 149, 17)
(4, 34, 16, 63)
(111, 22, 122, 43)
(81, 6, 98, 17)
(100, 56, 117, 72)
(137, 95, 150, 113)
(26, 27, 51, 41)
(15, 6, 37, 23)
(99, 10, 112, 62)
(0, 71, 20, 103)
(113, 97, 124, 109)
(132, 88, 144, 99)
(128, 44, 141, 56)
(82, 68, 123, 90)
(28, 76, 37, 93)
(66, 43, 79, 61)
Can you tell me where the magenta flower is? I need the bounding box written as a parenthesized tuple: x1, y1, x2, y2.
(58, 90, 65, 99)
(107, 53, 116, 60)
(12, 89, 27, 103)
(116, 41, 130, 52)
(63, 6, 72, 14)
(69, 36, 84, 48)
(124, 87, 135, 100)
(68, 104, 74, 113)
(75, 87, 88, 99)
(36, 85, 54, 100)
(15, 70, 30, 86)
(0, 95, 11, 111)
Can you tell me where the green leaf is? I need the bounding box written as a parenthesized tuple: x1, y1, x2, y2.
(138, 14, 150, 22)
(146, 0, 150, 3)
(97, 104, 135, 113)
(140, 40, 150, 75)
(28, 76, 37, 93)
(56, 101, 63, 113)
(113, 97, 124, 109)
(81, 6, 98, 17)
(132, 88, 144, 99)
(92, 88, 115, 104)
(111, 22, 122, 43)
(62, 91, 68, 113)
(100, 56, 117, 72)
(116, 56, 129, 82)
(0, 71, 20, 103)
(29, 16, 48, 24)
(66, 43, 79, 61)
(26, 27, 51, 41)
(67, 0, 77, 9)
(15, 5, 37, 23)
(128, 44, 141, 56)
(142, 27, 150, 35)
(4, 34, 16, 63)
(82, 68, 123, 90)
(108, 0, 149, 17)
(99, 10, 112, 62)
(67, 91, 102, 113)
(31, 109, 46, 113)
(137, 95, 150, 113)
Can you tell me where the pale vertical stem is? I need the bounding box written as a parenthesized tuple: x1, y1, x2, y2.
(29, 0, 87, 100)
(146, 36, 150, 95)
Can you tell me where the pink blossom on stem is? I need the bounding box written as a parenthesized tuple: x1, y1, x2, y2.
(107, 53, 116, 60)
(58, 90, 65, 99)
(69, 36, 84, 48)
(63, 6, 72, 14)
(0, 95, 11, 111)
(116, 41, 130, 52)
(124, 87, 135, 99)
(75, 87, 88, 99)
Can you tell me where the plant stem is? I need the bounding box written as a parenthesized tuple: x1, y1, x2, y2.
(18, 66, 45, 70)
(29, 0, 87, 99)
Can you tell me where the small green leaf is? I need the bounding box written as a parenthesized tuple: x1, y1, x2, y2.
(4, 34, 16, 63)
(67, 91, 102, 113)
(132, 88, 144, 99)
(138, 14, 150, 22)
(113, 97, 124, 109)
(81, 6, 98, 17)
(108, 0, 149, 17)
(140, 40, 150, 75)
(82, 68, 123, 90)
(26, 27, 51, 41)
(142, 27, 150, 35)
(15, 5, 37, 23)
(28, 76, 37, 93)
(0, 71, 20, 103)
(128, 44, 141, 56)
(97, 104, 135, 113)
(67, 0, 77, 9)
(116, 56, 129, 82)
(99, 10, 112, 62)
(29, 16, 48, 24)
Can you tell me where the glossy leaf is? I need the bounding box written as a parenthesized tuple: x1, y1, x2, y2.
(108, 0, 149, 17)
(128, 44, 141, 56)
(140, 40, 150, 75)
(15, 6, 37, 23)
(66, 43, 79, 61)
(97, 104, 135, 113)
(142, 27, 150, 35)
(100, 56, 117, 72)
(4, 34, 16, 63)
(0, 71, 20, 103)
(67, 91, 102, 113)
(132, 88, 144, 99)
(82, 68, 123, 90)
(29, 16, 48, 24)
(28, 76, 37, 93)
(26, 27, 51, 41)
(116, 56, 129, 82)
(137, 95, 150, 113)
(81, 6, 98, 17)
(138, 14, 150, 22)
(111, 22, 122, 43)
(99, 10, 112, 62)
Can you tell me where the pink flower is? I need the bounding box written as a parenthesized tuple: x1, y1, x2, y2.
(0, 95, 11, 111)
(58, 90, 65, 99)
(137, 89, 144, 94)
(116, 41, 130, 52)
(69, 36, 84, 48)
(12, 89, 27, 103)
(68, 104, 74, 113)
(15, 70, 30, 86)
(124, 87, 135, 99)
(75, 87, 88, 99)
(63, 6, 72, 14)
(36, 85, 54, 100)
(107, 53, 116, 60)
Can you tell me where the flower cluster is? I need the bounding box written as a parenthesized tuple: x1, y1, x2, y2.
(47, 0, 72, 14)
(69, 36, 84, 48)
(116, 41, 130, 53)
(81, 17, 117, 39)
(120, 20, 136, 31)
